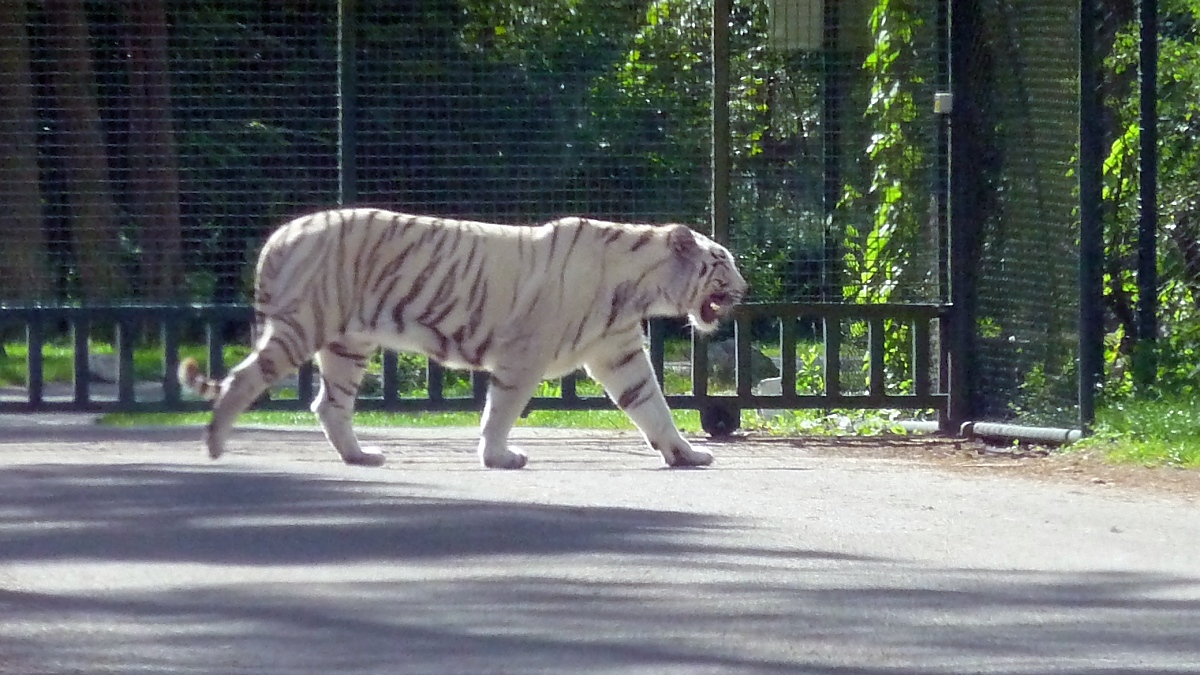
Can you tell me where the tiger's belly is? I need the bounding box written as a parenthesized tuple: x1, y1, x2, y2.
(363, 327, 485, 372)
(352, 324, 602, 380)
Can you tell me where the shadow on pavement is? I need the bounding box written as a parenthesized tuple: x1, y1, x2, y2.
(0, 462, 745, 564)
(1, 463, 1198, 674)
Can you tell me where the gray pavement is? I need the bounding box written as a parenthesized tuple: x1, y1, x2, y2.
(0, 416, 1198, 674)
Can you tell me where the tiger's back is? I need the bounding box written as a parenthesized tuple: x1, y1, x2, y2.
(254, 208, 675, 376)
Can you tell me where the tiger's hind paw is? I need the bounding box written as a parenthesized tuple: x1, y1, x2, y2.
(480, 446, 528, 470)
(204, 423, 225, 461)
(341, 446, 386, 467)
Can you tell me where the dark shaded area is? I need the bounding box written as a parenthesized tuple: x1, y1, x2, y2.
(0, 462, 730, 564)
(0, 460, 1197, 673)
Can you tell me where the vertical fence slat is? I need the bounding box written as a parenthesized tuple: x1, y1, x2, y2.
(823, 317, 840, 399)
(162, 319, 181, 405)
(381, 350, 398, 406)
(561, 371, 578, 402)
(428, 360, 444, 402)
(206, 322, 225, 379)
(913, 319, 932, 398)
(691, 329, 709, 399)
(868, 318, 886, 398)
(649, 319, 665, 388)
(116, 320, 136, 405)
(473, 371, 489, 404)
(938, 314, 952, 428)
(73, 317, 89, 405)
(298, 362, 315, 405)
(26, 317, 43, 406)
(736, 316, 752, 398)
(780, 317, 797, 400)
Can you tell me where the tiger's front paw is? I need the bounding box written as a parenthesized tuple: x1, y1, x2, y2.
(480, 445, 528, 470)
(660, 441, 713, 468)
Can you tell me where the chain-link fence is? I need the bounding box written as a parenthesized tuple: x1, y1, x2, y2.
(1, 0, 959, 307)
(1, 0, 1109, 427)
(2, 2, 341, 305)
(953, 0, 1084, 427)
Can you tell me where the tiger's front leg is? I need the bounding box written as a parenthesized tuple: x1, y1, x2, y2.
(585, 343, 714, 468)
(477, 368, 543, 469)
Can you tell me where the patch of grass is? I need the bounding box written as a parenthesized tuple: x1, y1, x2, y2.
(99, 408, 703, 433)
(742, 408, 913, 436)
(0, 342, 76, 385)
(1076, 396, 1200, 468)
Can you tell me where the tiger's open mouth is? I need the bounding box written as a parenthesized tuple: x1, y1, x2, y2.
(700, 291, 733, 325)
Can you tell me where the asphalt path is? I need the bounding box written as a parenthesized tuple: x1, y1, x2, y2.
(1, 416, 1197, 674)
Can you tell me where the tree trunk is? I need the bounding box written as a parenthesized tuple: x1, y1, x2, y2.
(0, 0, 50, 302)
(126, 0, 182, 302)
(45, 0, 126, 301)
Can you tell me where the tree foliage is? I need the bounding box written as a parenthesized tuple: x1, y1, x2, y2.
(1103, 0, 1200, 396)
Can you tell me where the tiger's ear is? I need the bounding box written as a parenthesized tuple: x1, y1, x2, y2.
(667, 224, 699, 258)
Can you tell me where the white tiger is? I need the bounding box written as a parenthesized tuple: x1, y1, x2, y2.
(179, 208, 746, 469)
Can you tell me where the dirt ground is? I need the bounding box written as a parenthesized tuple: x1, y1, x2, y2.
(728, 432, 1200, 503)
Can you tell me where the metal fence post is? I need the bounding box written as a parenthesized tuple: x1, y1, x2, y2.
(338, 0, 357, 207)
(1135, 0, 1158, 394)
(711, 0, 730, 246)
(946, 0, 981, 430)
(1078, 0, 1106, 429)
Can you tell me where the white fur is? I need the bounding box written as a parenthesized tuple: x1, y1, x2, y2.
(182, 209, 746, 469)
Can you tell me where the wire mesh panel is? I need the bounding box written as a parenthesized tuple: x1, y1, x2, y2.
(732, 0, 948, 407)
(731, 0, 945, 305)
(349, 0, 719, 404)
(0, 1, 340, 403)
(969, 0, 1081, 425)
(3, 1, 338, 306)
(5, 0, 1103, 425)
(354, 0, 712, 227)
(169, 3, 340, 305)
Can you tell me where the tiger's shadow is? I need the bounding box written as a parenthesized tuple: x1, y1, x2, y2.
(0, 462, 771, 566)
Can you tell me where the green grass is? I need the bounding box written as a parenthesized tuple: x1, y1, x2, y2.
(1, 342, 77, 384)
(100, 408, 704, 433)
(101, 407, 921, 439)
(1076, 395, 1200, 468)
(741, 408, 913, 436)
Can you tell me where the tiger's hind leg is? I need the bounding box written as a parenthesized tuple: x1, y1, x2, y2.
(311, 337, 383, 467)
(205, 328, 306, 460)
(585, 342, 714, 468)
(477, 368, 543, 469)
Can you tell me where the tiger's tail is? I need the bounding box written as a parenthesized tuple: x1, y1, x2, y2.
(178, 357, 221, 401)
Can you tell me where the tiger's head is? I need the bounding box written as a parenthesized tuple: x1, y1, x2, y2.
(665, 224, 747, 333)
